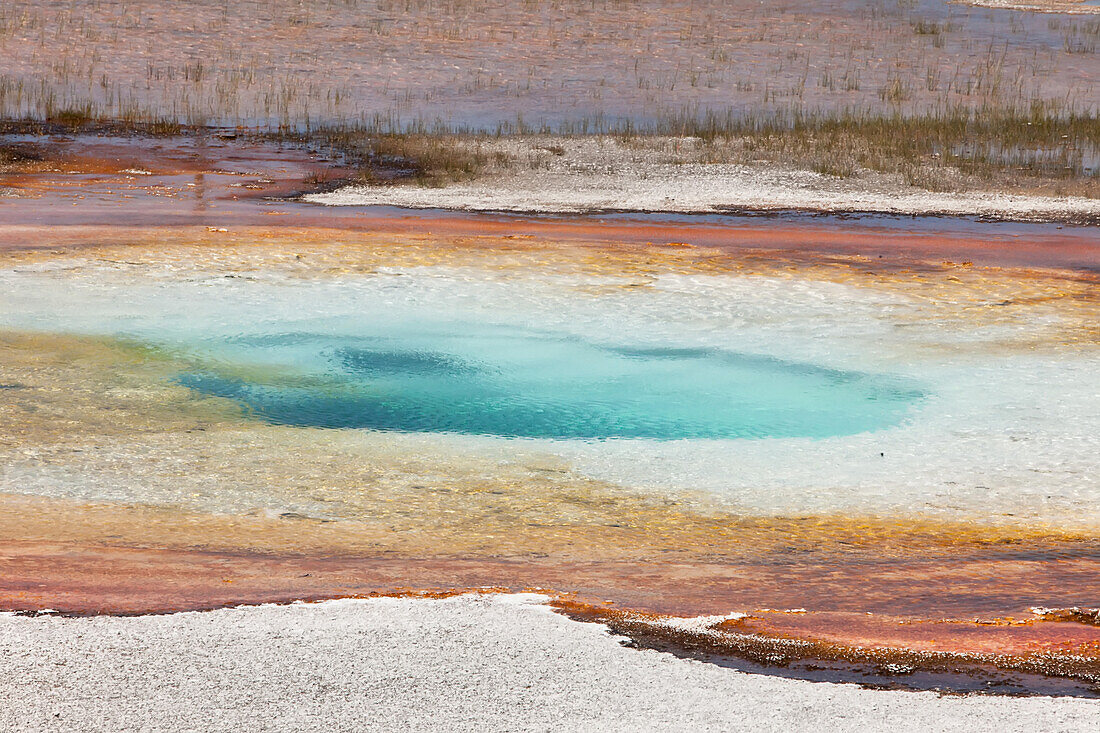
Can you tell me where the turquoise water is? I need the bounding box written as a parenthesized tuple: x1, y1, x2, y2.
(177, 323, 922, 440)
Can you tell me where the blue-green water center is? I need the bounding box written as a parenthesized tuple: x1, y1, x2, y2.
(178, 325, 921, 440)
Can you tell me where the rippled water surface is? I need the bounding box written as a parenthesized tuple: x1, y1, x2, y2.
(177, 326, 920, 440)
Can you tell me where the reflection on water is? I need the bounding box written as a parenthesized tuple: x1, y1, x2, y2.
(177, 330, 921, 440)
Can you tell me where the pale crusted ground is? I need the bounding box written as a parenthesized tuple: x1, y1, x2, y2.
(306, 137, 1100, 222)
(1, 594, 1098, 733)
(958, 0, 1100, 15)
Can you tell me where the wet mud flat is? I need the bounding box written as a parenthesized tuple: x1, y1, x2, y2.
(1, 134, 1098, 696)
(2, 133, 1097, 266)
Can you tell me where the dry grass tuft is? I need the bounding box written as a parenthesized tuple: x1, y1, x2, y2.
(0, 112, 182, 137)
(636, 103, 1100, 195)
(280, 127, 510, 186)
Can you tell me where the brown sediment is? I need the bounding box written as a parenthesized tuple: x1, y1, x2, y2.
(3, 202, 1097, 272)
(3, 220, 1098, 284)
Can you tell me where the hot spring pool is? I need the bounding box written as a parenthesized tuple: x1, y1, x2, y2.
(176, 325, 921, 440)
(2, 252, 1098, 525)
(0, 260, 924, 442)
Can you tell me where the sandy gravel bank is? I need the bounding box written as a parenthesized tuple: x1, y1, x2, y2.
(2, 594, 1098, 732)
(305, 137, 1100, 224)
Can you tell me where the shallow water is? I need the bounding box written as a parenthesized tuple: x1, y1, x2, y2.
(1, 246, 1097, 526)
(176, 325, 921, 440)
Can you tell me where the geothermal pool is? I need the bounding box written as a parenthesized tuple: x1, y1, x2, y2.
(0, 259, 924, 445)
(179, 329, 920, 441)
(16, 266, 920, 442)
(0, 244, 1096, 525)
(0, 214, 1098, 690)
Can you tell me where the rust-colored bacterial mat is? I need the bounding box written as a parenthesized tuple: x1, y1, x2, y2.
(1, 137, 1098, 695)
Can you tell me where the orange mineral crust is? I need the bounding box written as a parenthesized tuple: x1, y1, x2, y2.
(4, 540, 1100, 684)
(3, 135, 1099, 692)
(554, 602, 1100, 693)
(722, 612, 1100, 657)
(1, 534, 1098, 625)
